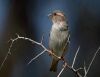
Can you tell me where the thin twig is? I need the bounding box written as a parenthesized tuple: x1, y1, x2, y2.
(28, 50, 46, 65)
(0, 34, 60, 67)
(17, 35, 61, 63)
(57, 49, 82, 77)
(72, 46, 80, 68)
(84, 61, 87, 76)
(57, 62, 67, 77)
(0, 37, 18, 71)
(1, 34, 99, 77)
(84, 46, 100, 77)
(64, 64, 82, 77)
(0, 34, 81, 77)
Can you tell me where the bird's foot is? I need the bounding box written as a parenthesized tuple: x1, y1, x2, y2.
(61, 56, 64, 60)
(48, 50, 53, 56)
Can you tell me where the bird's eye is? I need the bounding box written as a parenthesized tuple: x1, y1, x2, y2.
(54, 13, 56, 16)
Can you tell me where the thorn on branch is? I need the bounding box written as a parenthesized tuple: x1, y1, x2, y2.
(16, 33, 19, 38)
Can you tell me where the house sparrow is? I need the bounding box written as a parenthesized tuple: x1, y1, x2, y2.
(48, 10, 70, 72)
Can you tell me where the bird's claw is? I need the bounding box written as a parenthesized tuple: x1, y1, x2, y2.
(48, 50, 53, 56)
(61, 56, 64, 60)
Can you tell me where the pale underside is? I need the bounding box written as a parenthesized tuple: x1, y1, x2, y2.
(49, 23, 69, 57)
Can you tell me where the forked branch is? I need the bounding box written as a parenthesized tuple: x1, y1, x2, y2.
(0, 34, 100, 77)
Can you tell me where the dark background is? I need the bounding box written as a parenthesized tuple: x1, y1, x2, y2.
(0, 0, 100, 77)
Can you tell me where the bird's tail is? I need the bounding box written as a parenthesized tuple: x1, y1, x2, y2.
(50, 58, 59, 72)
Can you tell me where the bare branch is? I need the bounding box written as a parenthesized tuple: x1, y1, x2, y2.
(57, 62, 67, 77)
(28, 50, 46, 65)
(1, 34, 99, 77)
(84, 46, 100, 77)
(0, 34, 60, 67)
(16, 35, 61, 64)
(0, 34, 81, 77)
(72, 46, 80, 68)
(57, 53, 82, 77)
(84, 61, 87, 76)
(64, 65, 82, 77)
(0, 36, 18, 71)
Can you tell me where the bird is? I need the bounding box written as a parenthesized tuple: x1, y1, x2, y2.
(48, 10, 70, 72)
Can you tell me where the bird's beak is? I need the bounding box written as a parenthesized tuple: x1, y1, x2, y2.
(48, 13, 52, 19)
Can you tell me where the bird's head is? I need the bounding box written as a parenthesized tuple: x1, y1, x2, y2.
(48, 10, 66, 24)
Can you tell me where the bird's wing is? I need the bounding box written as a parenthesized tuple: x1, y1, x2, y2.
(62, 33, 70, 57)
(48, 32, 54, 53)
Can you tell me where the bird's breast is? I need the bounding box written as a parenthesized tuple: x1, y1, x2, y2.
(50, 30, 67, 43)
(50, 25, 68, 48)
(50, 25, 68, 42)
(49, 28, 68, 56)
